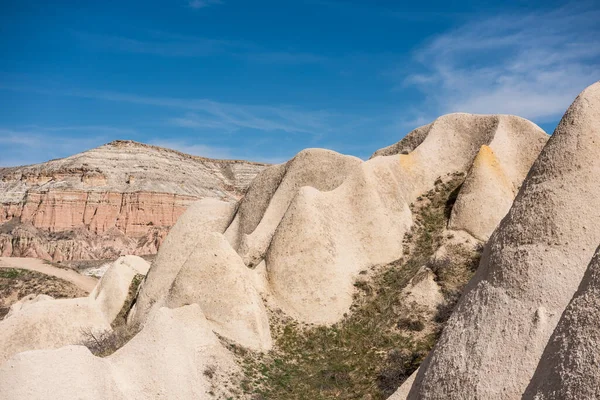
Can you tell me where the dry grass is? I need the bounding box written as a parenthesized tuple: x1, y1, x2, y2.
(233, 173, 483, 399)
(0, 267, 86, 320)
(80, 273, 145, 356)
(80, 323, 140, 357)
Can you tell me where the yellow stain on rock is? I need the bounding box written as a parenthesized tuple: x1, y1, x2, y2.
(472, 145, 514, 193)
(398, 153, 416, 171)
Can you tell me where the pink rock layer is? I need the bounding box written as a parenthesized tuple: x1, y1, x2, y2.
(1, 191, 197, 237)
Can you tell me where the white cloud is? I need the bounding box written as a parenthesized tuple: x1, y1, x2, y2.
(147, 140, 287, 164)
(402, 4, 600, 123)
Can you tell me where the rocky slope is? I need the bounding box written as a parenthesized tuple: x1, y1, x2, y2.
(0, 140, 268, 261)
(7, 81, 600, 399)
(401, 81, 600, 399)
(0, 107, 553, 399)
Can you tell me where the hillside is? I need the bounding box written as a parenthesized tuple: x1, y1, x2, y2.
(2, 82, 600, 400)
(0, 140, 268, 261)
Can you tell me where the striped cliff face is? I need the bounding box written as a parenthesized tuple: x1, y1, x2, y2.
(0, 140, 268, 261)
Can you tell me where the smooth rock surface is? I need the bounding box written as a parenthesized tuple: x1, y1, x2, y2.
(448, 145, 516, 240)
(259, 114, 547, 324)
(0, 305, 241, 400)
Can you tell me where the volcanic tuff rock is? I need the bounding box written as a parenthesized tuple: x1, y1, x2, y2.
(523, 246, 600, 400)
(406, 81, 600, 399)
(130, 198, 272, 350)
(0, 305, 241, 400)
(448, 145, 516, 240)
(0, 110, 552, 399)
(247, 114, 547, 324)
(0, 255, 150, 363)
(0, 140, 267, 261)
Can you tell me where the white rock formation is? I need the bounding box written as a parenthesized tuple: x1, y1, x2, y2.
(523, 246, 600, 399)
(89, 255, 149, 323)
(402, 268, 444, 312)
(448, 145, 516, 240)
(389, 368, 419, 400)
(130, 198, 271, 350)
(5, 293, 53, 319)
(0, 111, 554, 399)
(0, 304, 241, 400)
(165, 232, 272, 350)
(255, 114, 546, 324)
(407, 81, 600, 399)
(225, 148, 363, 267)
(0, 296, 110, 364)
(0, 255, 150, 363)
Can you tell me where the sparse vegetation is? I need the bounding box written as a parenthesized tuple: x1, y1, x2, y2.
(80, 273, 145, 356)
(0, 267, 86, 320)
(428, 245, 482, 324)
(80, 323, 140, 357)
(111, 273, 144, 328)
(234, 172, 483, 399)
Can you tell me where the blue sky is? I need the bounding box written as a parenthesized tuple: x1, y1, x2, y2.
(1, 0, 599, 166)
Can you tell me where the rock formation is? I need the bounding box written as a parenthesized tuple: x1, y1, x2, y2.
(448, 145, 516, 240)
(0, 305, 241, 400)
(522, 246, 600, 400)
(0, 140, 267, 261)
(0, 108, 558, 399)
(406, 81, 600, 399)
(0, 255, 150, 363)
(239, 114, 547, 324)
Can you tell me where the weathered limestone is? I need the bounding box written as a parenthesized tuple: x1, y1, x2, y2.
(89, 255, 149, 323)
(448, 145, 516, 240)
(131, 197, 271, 350)
(260, 114, 547, 324)
(165, 232, 272, 350)
(130, 198, 236, 323)
(0, 296, 110, 364)
(225, 148, 363, 267)
(401, 268, 444, 312)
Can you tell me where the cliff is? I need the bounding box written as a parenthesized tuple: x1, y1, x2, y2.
(0, 140, 268, 261)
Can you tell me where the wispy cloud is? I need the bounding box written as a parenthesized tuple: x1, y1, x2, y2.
(188, 0, 223, 9)
(147, 139, 287, 164)
(74, 31, 236, 57)
(400, 3, 600, 123)
(0, 128, 110, 167)
(73, 30, 325, 64)
(0, 83, 337, 135)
